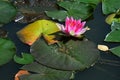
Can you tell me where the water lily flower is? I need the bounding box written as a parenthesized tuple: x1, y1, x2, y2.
(57, 17, 89, 37)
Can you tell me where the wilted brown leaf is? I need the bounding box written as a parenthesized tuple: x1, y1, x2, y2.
(0, 29, 8, 38)
(13, 0, 58, 23)
(15, 70, 30, 80)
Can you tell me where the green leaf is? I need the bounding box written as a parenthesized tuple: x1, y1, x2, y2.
(60, 1, 94, 20)
(0, 1, 17, 24)
(14, 53, 34, 64)
(104, 30, 120, 42)
(46, 1, 94, 21)
(0, 38, 16, 66)
(67, 8, 93, 20)
(76, 0, 101, 5)
(45, 10, 68, 22)
(111, 22, 120, 31)
(110, 46, 120, 57)
(30, 39, 100, 71)
(102, 0, 120, 14)
(19, 62, 72, 80)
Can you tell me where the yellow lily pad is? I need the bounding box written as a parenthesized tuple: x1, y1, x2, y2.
(105, 13, 116, 25)
(17, 20, 60, 45)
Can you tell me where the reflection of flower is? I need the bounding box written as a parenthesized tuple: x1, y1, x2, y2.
(57, 17, 88, 37)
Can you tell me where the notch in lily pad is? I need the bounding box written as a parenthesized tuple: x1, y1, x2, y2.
(14, 53, 34, 65)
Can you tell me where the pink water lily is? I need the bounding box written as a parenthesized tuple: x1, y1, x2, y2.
(57, 17, 88, 37)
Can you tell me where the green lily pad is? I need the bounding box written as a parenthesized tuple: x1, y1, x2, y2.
(67, 8, 93, 20)
(46, 1, 94, 21)
(0, 1, 17, 24)
(30, 39, 100, 71)
(111, 22, 120, 31)
(110, 46, 120, 57)
(19, 62, 72, 80)
(76, 0, 101, 5)
(102, 0, 120, 14)
(14, 53, 34, 64)
(45, 10, 68, 22)
(104, 30, 120, 42)
(58, 1, 94, 20)
(0, 38, 16, 66)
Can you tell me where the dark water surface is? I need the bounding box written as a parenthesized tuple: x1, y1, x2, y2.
(0, 3, 120, 80)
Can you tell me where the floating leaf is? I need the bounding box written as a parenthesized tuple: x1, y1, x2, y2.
(46, 1, 94, 21)
(15, 70, 30, 80)
(110, 46, 120, 57)
(14, 53, 34, 64)
(76, 0, 101, 5)
(111, 22, 120, 30)
(104, 30, 120, 42)
(18, 62, 72, 80)
(17, 20, 60, 45)
(58, 1, 94, 20)
(0, 38, 16, 66)
(105, 13, 116, 25)
(102, 0, 120, 14)
(45, 10, 68, 22)
(105, 13, 120, 25)
(30, 39, 100, 71)
(0, 1, 17, 24)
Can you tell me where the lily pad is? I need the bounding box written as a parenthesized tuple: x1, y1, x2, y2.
(46, 1, 94, 21)
(102, 0, 120, 14)
(19, 62, 72, 80)
(0, 38, 16, 66)
(0, 1, 17, 24)
(104, 30, 120, 42)
(45, 10, 68, 22)
(111, 22, 120, 31)
(14, 53, 34, 64)
(76, 0, 101, 5)
(30, 39, 100, 71)
(17, 20, 60, 45)
(58, 1, 94, 20)
(110, 46, 120, 57)
(105, 13, 116, 25)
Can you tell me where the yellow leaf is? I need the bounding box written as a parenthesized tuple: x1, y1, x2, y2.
(17, 20, 60, 45)
(43, 34, 58, 45)
(105, 13, 116, 25)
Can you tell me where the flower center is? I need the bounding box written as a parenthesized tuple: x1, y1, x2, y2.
(70, 30, 75, 36)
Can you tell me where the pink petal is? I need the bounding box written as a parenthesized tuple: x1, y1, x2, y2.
(70, 17, 74, 22)
(81, 21, 86, 27)
(75, 28, 87, 36)
(56, 23, 65, 32)
(65, 16, 70, 27)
